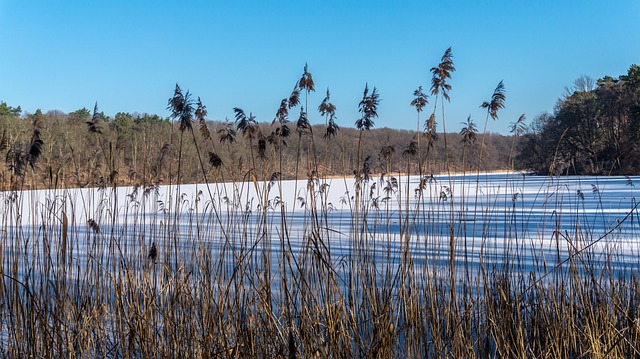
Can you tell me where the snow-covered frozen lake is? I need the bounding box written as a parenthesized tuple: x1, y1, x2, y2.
(2, 173, 640, 281)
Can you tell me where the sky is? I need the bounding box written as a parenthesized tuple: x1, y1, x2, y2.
(0, 1, 638, 135)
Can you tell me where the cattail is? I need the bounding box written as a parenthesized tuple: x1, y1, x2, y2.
(87, 219, 100, 233)
(323, 116, 339, 140)
(167, 84, 194, 132)
(208, 152, 223, 168)
(196, 97, 210, 140)
(356, 84, 379, 131)
(148, 242, 157, 262)
(86, 102, 103, 134)
(288, 82, 301, 109)
(481, 80, 506, 120)
(298, 63, 315, 93)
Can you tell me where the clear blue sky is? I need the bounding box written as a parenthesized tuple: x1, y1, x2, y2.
(1, 1, 638, 134)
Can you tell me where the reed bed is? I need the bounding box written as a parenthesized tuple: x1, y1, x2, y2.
(1, 171, 639, 358)
(2, 55, 640, 357)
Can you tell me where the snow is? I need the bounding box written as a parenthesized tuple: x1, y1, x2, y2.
(2, 172, 640, 279)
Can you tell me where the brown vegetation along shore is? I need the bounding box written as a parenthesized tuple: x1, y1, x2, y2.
(0, 108, 515, 191)
(2, 53, 639, 357)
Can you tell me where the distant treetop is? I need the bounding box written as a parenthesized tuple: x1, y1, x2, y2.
(0, 101, 22, 117)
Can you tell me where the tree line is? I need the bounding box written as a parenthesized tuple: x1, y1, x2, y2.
(8, 49, 606, 191)
(0, 48, 515, 194)
(0, 105, 514, 192)
(516, 65, 640, 175)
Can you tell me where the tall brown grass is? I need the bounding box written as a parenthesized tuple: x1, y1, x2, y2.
(1, 167, 640, 357)
(1, 54, 640, 358)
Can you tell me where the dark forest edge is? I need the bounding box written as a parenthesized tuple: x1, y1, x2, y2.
(518, 64, 640, 175)
(1, 63, 638, 192)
